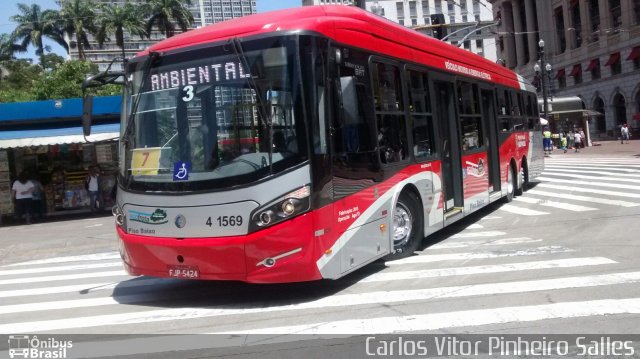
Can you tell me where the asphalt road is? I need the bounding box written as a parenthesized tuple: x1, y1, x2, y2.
(1, 141, 640, 358)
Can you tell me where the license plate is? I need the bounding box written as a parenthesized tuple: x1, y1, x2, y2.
(167, 265, 200, 279)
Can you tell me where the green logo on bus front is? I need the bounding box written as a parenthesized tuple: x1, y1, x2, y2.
(129, 209, 168, 225)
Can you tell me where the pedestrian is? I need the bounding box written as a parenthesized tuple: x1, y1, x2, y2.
(574, 131, 582, 152)
(560, 133, 568, 153)
(568, 129, 575, 150)
(11, 171, 34, 224)
(621, 123, 630, 144)
(30, 175, 45, 221)
(579, 128, 586, 148)
(543, 127, 552, 155)
(85, 166, 101, 213)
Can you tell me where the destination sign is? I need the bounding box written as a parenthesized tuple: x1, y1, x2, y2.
(150, 61, 251, 91)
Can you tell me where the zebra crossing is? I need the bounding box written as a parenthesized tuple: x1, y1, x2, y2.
(0, 155, 639, 355)
(0, 230, 638, 337)
(500, 156, 640, 217)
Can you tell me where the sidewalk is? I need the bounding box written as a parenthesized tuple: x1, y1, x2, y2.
(547, 139, 640, 158)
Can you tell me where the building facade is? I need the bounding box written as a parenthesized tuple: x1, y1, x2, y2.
(303, 0, 498, 61)
(70, 0, 257, 72)
(489, 0, 640, 138)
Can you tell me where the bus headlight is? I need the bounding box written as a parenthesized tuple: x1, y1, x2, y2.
(112, 205, 126, 230)
(250, 185, 311, 232)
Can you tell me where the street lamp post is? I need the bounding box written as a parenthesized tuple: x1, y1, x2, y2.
(534, 39, 552, 125)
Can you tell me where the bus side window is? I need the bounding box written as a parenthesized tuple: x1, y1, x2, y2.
(407, 69, 435, 160)
(372, 61, 408, 164)
(333, 48, 375, 158)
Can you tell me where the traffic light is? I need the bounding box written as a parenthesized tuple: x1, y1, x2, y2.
(430, 14, 447, 40)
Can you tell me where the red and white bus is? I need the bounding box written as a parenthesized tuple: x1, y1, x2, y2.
(86, 6, 544, 283)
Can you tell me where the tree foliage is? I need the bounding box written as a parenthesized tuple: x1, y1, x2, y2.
(145, 0, 194, 38)
(97, 2, 148, 59)
(58, 0, 98, 61)
(0, 59, 120, 102)
(10, 3, 68, 67)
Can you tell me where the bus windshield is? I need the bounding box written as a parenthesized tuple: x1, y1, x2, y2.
(122, 37, 307, 191)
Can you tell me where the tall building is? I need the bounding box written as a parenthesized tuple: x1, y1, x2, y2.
(70, 0, 257, 72)
(489, 0, 640, 138)
(303, 0, 498, 61)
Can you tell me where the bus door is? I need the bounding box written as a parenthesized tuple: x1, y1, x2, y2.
(480, 87, 501, 193)
(433, 77, 463, 214)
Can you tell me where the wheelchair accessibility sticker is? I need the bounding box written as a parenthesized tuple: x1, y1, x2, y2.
(173, 162, 191, 181)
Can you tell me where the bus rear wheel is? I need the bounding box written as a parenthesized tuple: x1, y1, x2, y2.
(385, 191, 424, 260)
(503, 164, 516, 203)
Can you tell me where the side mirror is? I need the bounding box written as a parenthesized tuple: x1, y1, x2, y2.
(82, 94, 93, 137)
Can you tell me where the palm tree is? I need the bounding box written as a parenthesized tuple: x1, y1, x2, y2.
(96, 2, 147, 61)
(58, 0, 97, 61)
(0, 33, 22, 62)
(144, 0, 194, 39)
(10, 3, 68, 68)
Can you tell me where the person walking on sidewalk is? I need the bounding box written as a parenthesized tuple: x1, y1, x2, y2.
(574, 131, 582, 152)
(11, 171, 34, 224)
(543, 127, 552, 155)
(621, 123, 630, 144)
(85, 166, 101, 213)
(560, 133, 568, 153)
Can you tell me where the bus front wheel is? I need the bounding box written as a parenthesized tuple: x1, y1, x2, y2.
(386, 191, 424, 260)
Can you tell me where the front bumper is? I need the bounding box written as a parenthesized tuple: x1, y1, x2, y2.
(117, 213, 322, 283)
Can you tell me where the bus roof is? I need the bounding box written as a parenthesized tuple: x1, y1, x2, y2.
(142, 6, 528, 91)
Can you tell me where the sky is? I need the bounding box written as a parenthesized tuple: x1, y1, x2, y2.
(3, 0, 301, 62)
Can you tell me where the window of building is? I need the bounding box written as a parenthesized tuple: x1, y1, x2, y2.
(407, 69, 435, 159)
(589, 0, 600, 41)
(610, 0, 622, 30)
(555, 6, 566, 53)
(587, 58, 601, 79)
(422, 0, 430, 16)
(372, 62, 408, 164)
(628, 46, 640, 70)
(457, 81, 484, 151)
(556, 68, 566, 88)
(396, 1, 404, 17)
(605, 52, 622, 75)
(570, 1, 582, 48)
(399, 18, 405, 26)
(634, 0, 640, 24)
(409, 1, 417, 17)
(570, 64, 582, 85)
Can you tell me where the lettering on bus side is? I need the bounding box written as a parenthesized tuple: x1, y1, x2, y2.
(337, 206, 360, 223)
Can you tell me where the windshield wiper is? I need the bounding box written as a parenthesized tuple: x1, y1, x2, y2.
(122, 51, 160, 149)
(230, 38, 274, 173)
